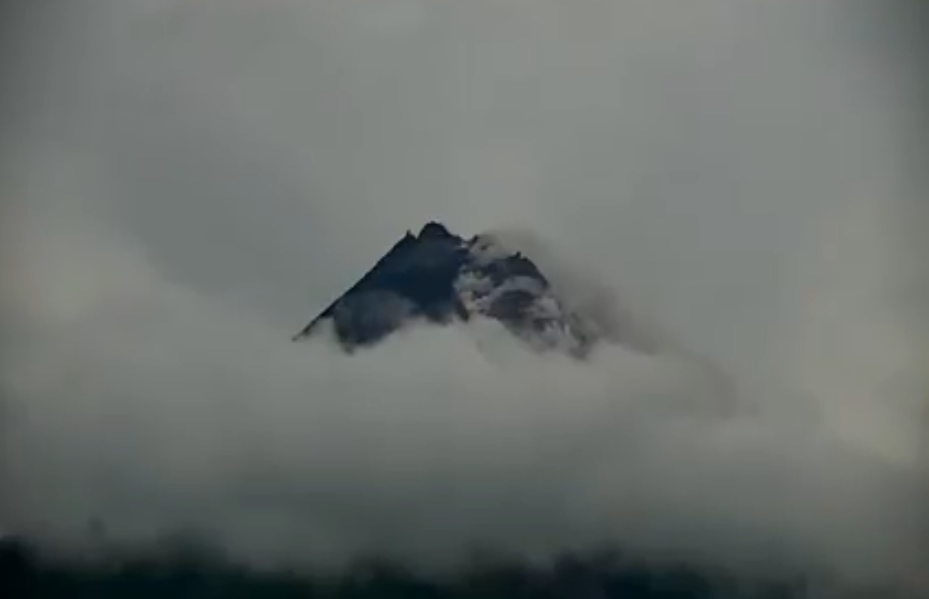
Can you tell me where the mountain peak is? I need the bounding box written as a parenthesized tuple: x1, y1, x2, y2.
(417, 221, 454, 240)
(294, 222, 604, 356)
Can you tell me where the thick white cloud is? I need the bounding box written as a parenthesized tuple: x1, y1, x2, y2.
(0, 0, 926, 591)
(0, 207, 921, 585)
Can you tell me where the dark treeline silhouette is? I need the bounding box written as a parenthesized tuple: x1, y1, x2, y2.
(0, 537, 904, 598)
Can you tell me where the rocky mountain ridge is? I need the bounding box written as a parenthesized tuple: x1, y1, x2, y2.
(293, 222, 608, 356)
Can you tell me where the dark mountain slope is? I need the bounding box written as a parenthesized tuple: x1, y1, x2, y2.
(294, 222, 605, 356)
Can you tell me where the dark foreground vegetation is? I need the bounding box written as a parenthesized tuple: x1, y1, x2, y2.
(0, 538, 907, 599)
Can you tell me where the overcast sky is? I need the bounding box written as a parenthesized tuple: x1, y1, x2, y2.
(1, 0, 927, 589)
(3, 1, 920, 363)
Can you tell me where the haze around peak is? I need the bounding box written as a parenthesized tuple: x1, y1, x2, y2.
(1, 0, 927, 591)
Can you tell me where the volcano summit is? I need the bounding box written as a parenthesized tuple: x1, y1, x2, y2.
(293, 222, 634, 357)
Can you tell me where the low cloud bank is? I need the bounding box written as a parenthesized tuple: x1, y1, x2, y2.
(0, 210, 922, 592)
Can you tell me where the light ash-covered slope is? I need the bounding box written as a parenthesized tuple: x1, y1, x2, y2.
(293, 222, 646, 357)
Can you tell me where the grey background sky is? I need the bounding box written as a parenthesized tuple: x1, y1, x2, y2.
(1, 0, 926, 586)
(2, 0, 910, 331)
(4, 0, 922, 430)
